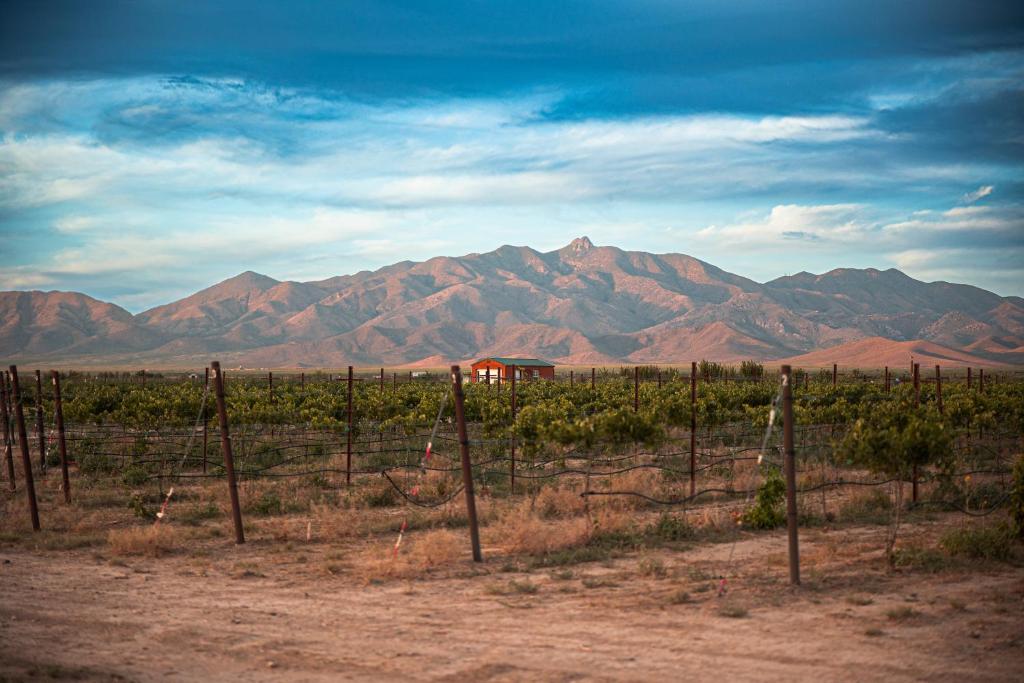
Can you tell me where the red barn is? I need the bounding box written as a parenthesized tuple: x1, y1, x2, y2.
(470, 357, 555, 383)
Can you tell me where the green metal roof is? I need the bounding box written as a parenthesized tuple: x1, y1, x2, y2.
(473, 357, 555, 367)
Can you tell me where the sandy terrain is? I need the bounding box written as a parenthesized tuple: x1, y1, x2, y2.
(0, 521, 1021, 682)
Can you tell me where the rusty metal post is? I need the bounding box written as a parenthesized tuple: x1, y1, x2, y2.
(346, 365, 353, 485)
(0, 374, 15, 491)
(34, 369, 45, 473)
(450, 365, 482, 562)
(912, 363, 920, 503)
(9, 366, 40, 530)
(633, 366, 639, 412)
(935, 365, 943, 415)
(884, 366, 889, 393)
(408, 370, 412, 384)
(301, 371, 305, 391)
(832, 363, 837, 388)
(379, 368, 384, 393)
(510, 365, 517, 495)
(690, 361, 697, 497)
(569, 369, 573, 388)
(966, 367, 972, 389)
(781, 365, 800, 585)
(591, 367, 595, 390)
(210, 361, 244, 544)
(50, 371, 71, 504)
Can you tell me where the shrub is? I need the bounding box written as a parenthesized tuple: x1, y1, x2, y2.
(107, 524, 178, 557)
(1012, 455, 1024, 540)
(940, 523, 1015, 561)
(742, 467, 786, 529)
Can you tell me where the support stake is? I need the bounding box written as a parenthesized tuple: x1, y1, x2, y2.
(210, 361, 244, 544)
(450, 365, 482, 562)
(51, 371, 71, 504)
(781, 365, 800, 586)
(9, 366, 40, 531)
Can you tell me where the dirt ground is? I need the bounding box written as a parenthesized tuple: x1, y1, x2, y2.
(1, 519, 1022, 682)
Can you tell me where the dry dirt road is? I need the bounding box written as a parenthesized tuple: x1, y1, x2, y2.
(1, 525, 1022, 682)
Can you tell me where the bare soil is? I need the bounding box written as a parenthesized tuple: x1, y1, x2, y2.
(1, 520, 1022, 682)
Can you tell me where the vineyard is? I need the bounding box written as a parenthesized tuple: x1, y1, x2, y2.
(2, 362, 1022, 554)
(1, 361, 1023, 679)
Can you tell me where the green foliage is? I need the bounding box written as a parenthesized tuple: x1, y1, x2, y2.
(838, 403, 954, 480)
(742, 467, 786, 529)
(940, 523, 1016, 561)
(646, 513, 695, 542)
(1012, 455, 1024, 540)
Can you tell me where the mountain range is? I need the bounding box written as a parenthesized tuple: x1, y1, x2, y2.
(2, 237, 1022, 368)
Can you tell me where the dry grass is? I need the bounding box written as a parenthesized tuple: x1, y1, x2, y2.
(486, 499, 591, 554)
(107, 523, 179, 557)
(356, 527, 466, 580)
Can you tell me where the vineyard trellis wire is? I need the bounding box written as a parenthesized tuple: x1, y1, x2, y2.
(1, 361, 1021, 577)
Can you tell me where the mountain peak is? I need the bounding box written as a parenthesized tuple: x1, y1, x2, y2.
(567, 236, 594, 252)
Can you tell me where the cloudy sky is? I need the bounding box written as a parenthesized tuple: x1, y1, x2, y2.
(1, 0, 1022, 311)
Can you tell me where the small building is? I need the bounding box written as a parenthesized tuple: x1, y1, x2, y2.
(470, 357, 555, 383)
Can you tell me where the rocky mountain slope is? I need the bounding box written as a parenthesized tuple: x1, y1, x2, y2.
(2, 237, 1021, 367)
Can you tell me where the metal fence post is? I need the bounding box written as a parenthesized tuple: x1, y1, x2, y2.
(346, 365, 354, 485)
(510, 365, 517, 495)
(690, 360, 697, 497)
(51, 371, 71, 504)
(34, 369, 45, 473)
(633, 366, 639, 412)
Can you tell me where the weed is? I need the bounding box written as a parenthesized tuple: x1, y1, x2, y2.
(107, 524, 178, 557)
(717, 604, 749, 618)
(741, 467, 785, 529)
(940, 523, 1016, 561)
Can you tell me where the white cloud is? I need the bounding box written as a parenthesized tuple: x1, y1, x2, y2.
(962, 185, 994, 203)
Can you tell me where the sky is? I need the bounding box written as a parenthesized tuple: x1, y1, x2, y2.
(0, 0, 1022, 311)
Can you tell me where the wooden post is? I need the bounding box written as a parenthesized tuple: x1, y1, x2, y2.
(34, 370, 45, 473)
(510, 365, 517, 495)
(591, 367, 595, 390)
(408, 370, 413, 384)
(301, 371, 305, 391)
(966, 367, 971, 389)
(832, 363, 837, 388)
(450, 366, 482, 562)
(690, 361, 697, 497)
(379, 368, 384, 393)
(912, 363, 920, 503)
(50, 371, 71, 504)
(781, 365, 800, 586)
(346, 366, 353, 485)
(0, 374, 15, 491)
(210, 361, 244, 544)
(935, 365, 943, 415)
(9, 366, 40, 531)
(884, 366, 890, 393)
(569, 369, 573, 388)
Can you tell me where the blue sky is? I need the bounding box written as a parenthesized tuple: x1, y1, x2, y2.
(0, 0, 1022, 311)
